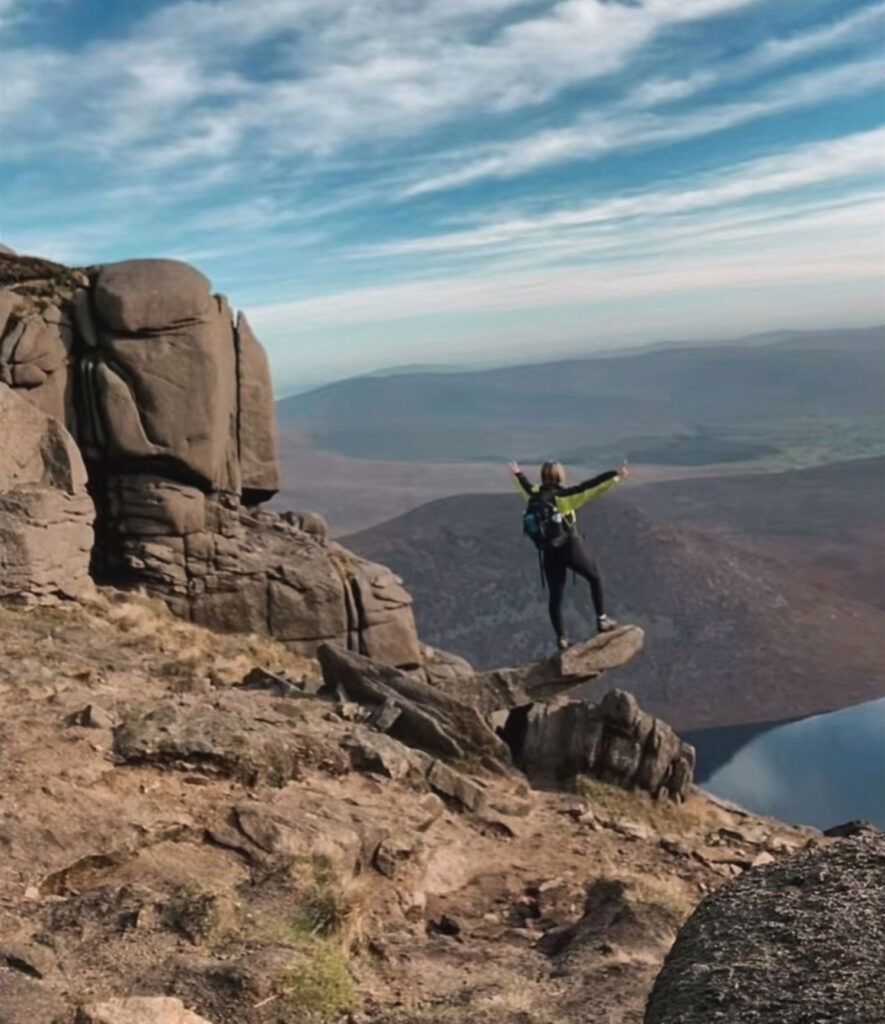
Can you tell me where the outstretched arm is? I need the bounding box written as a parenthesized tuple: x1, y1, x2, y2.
(507, 460, 535, 498)
(557, 463, 628, 513)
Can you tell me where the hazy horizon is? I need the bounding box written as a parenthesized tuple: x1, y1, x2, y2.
(276, 320, 885, 397)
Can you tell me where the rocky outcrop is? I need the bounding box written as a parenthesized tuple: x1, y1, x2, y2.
(0, 259, 80, 425)
(503, 688, 695, 801)
(0, 382, 94, 602)
(0, 252, 421, 666)
(318, 643, 511, 772)
(645, 832, 885, 1024)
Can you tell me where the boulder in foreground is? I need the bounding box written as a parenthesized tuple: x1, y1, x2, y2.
(645, 831, 885, 1024)
(77, 996, 213, 1024)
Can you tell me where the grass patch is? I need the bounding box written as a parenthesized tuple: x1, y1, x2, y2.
(0, 588, 317, 688)
(244, 858, 365, 951)
(276, 937, 355, 1023)
(298, 860, 358, 939)
(244, 909, 356, 1022)
(611, 870, 697, 922)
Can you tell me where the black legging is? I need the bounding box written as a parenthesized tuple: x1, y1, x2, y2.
(543, 534, 605, 639)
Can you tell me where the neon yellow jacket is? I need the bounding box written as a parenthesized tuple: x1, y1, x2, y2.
(513, 469, 620, 527)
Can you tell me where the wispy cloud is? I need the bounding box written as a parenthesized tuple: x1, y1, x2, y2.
(401, 53, 884, 197)
(3, 0, 762, 165)
(2, 1, 883, 381)
(0, 0, 62, 28)
(251, 223, 881, 334)
(629, 2, 885, 108)
(373, 128, 885, 256)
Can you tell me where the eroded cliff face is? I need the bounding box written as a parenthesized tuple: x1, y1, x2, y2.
(0, 252, 420, 668)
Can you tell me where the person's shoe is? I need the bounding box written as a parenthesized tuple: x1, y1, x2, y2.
(596, 615, 618, 633)
(556, 635, 571, 651)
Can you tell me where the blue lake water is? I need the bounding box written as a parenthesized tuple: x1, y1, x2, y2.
(687, 697, 885, 830)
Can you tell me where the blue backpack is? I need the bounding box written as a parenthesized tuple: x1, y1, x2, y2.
(523, 490, 571, 550)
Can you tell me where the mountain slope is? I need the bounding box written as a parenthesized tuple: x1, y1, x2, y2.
(344, 468, 885, 731)
(625, 457, 885, 609)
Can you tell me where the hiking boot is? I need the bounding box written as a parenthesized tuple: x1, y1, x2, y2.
(556, 636, 571, 651)
(596, 615, 618, 633)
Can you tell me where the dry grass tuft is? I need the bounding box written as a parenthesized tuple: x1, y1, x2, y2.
(0, 588, 317, 688)
(571, 773, 717, 834)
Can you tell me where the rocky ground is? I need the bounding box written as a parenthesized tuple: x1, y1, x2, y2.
(0, 592, 821, 1024)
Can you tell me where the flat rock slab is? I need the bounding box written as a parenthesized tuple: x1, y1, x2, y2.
(475, 626, 644, 709)
(77, 996, 214, 1024)
(112, 703, 300, 786)
(555, 627, 645, 680)
(645, 832, 885, 1024)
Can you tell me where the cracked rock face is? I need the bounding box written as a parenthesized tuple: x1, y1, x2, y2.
(502, 688, 695, 801)
(0, 382, 94, 602)
(0, 253, 420, 666)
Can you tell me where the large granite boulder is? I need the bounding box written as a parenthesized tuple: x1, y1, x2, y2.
(645, 832, 885, 1024)
(0, 382, 94, 601)
(82, 259, 239, 491)
(0, 252, 422, 667)
(503, 688, 695, 801)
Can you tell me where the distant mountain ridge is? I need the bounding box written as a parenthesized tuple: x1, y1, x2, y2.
(277, 325, 885, 464)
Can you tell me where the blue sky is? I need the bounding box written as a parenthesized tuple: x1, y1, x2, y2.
(2, 0, 884, 392)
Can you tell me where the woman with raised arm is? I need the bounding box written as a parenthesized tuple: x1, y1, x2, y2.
(508, 459, 629, 651)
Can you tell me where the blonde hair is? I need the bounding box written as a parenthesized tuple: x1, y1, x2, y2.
(540, 460, 566, 486)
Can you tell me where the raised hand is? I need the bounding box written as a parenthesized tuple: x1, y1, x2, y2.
(617, 462, 629, 478)
(507, 461, 521, 475)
